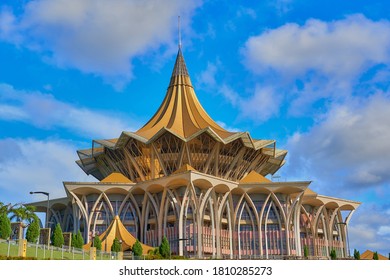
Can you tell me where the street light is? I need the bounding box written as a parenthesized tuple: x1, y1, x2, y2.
(30, 191, 50, 228)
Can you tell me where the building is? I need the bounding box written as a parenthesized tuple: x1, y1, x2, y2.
(28, 46, 360, 259)
(360, 250, 389, 260)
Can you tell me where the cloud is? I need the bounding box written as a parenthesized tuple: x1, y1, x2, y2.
(239, 85, 282, 122)
(197, 62, 281, 122)
(349, 203, 390, 255)
(285, 92, 390, 194)
(0, 83, 136, 138)
(282, 91, 390, 259)
(197, 16, 390, 123)
(378, 226, 390, 236)
(0, 137, 94, 204)
(215, 121, 242, 133)
(243, 14, 390, 78)
(0, 0, 201, 89)
(269, 0, 294, 15)
(241, 15, 390, 116)
(197, 61, 218, 89)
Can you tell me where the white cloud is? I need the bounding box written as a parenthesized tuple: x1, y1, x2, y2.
(239, 85, 282, 122)
(283, 92, 390, 203)
(348, 203, 390, 255)
(0, 7, 21, 43)
(0, 104, 28, 120)
(378, 226, 390, 236)
(0, 83, 136, 138)
(0, 0, 201, 88)
(0, 137, 95, 204)
(236, 6, 257, 19)
(241, 15, 390, 116)
(286, 93, 390, 191)
(243, 15, 390, 78)
(197, 62, 218, 89)
(197, 61, 281, 123)
(269, 0, 294, 15)
(215, 121, 241, 133)
(219, 84, 240, 106)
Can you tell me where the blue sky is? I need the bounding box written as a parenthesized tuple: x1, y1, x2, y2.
(1, 0, 390, 256)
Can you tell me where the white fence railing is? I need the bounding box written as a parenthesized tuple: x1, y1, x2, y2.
(0, 238, 121, 260)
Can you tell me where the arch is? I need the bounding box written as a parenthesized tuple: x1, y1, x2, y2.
(213, 184, 230, 194)
(146, 184, 164, 194)
(166, 178, 189, 189)
(216, 191, 233, 258)
(325, 201, 339, 209)
(193, 178, 214, 190)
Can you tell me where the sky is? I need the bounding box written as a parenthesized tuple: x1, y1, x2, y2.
(0, 0, 389, 257)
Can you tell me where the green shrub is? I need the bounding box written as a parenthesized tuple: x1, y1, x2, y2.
(51, 223, 64, 247)
(133, 239, 143, 256)
(92, 235, 102, 250)
(303, 245, 309, 258)
(71, 230, 84, 249)
(111, 237, 121, 252)
(159, 236, 170, 259)
(353, 249, 360, 260)
(330, 249, 337, 260)
(0, 212, 11, 239)
(26, 218, 40, 243)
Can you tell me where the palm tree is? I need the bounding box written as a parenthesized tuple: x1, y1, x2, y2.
(0, 202, 13, 216)
(9, 205, 38, 227)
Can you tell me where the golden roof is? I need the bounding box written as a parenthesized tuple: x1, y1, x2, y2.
(84, 215, 154, 253)
(239, 170, 272, 184)
(360, 250, 389, 260)
(135, 48, 234, 140)
(303, 188, 317, 196)
(101, 172, 134, 183)
(172, 164, 196, 174)
(76, 47, 288, 181)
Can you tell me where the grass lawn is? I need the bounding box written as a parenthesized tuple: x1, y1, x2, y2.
(0, 239, 116, 260)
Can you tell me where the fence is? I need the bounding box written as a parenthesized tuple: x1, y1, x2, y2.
(0, 239, 121, 260)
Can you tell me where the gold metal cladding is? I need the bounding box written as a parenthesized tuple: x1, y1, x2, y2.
(76, 48, 286, 182)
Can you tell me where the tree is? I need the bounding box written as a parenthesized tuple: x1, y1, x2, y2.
(92, 235, 102, 250)
(26, 217, 40, 243)
(0, 202, 12, 216)
(9, 205, 37, 227)
(373, 251, 379, 260)
(111, 237, 121, 252)
(133, 239, 143, 256)
(0, 212, 11, 239)
(353, 249, 360, 260)
(330, 249, 337, 260)
(159, 236, 170, 259)
(51, 223, 64, 247)
(71, 230, 84, 249)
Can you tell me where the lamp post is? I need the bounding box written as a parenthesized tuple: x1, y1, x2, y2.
(30, 191, 50, 228)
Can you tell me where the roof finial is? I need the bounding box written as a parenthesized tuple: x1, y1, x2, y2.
(178, 16, 182, 49)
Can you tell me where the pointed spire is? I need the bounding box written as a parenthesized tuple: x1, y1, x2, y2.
(170, 16, 189, 78)
(171, 48, 189, 78)
(135, 27, 234, 140)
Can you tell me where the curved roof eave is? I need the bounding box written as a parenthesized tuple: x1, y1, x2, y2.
(91, 127, 281, 153)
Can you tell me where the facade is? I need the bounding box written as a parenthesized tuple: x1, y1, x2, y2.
(29, 47, 360, 259)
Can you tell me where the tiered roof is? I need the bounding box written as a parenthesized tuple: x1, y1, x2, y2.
(76, 47, 287, 181)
